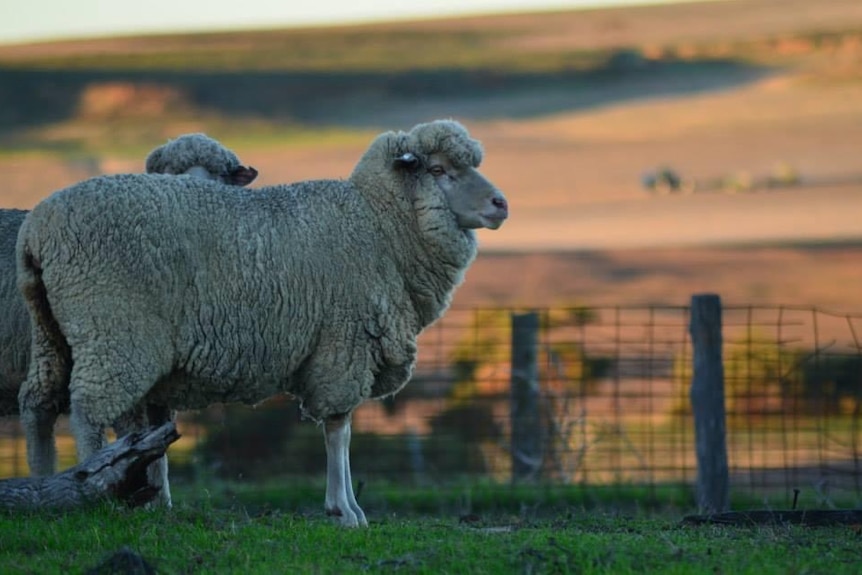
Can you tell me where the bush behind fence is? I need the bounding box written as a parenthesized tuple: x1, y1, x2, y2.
(1, 296, 860, 507)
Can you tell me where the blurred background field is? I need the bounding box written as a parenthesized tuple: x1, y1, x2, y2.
(2, 0, 862, 515)
(4, 1, 862, 252)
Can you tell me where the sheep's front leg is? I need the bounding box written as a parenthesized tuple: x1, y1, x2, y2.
(146, 404, 175, 507)
(323, 413, 368, 527)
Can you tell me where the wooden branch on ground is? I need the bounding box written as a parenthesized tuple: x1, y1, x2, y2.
(0, 422, 179, 511)
(682, 509, 862, 527)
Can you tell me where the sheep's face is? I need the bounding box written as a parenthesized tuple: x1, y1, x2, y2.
(182, 166, 220, 181)
(426, 153, 508, 230)
(180, 165, 258, 187)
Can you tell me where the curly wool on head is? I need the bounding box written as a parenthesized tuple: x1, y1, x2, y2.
(406, 118, 484, 169)
(17, 119, 509, 527)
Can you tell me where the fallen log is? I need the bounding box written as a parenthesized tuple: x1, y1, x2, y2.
(0, 422, 179, 511)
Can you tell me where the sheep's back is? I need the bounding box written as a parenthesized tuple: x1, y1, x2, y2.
(23, 174, 407, 409)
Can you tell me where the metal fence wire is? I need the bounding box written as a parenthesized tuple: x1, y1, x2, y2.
(1, 301, 860, 505)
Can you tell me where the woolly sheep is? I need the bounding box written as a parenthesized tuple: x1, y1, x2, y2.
(17, 119, 508, 526)
(145, 132, 259, 186)
(0, 209, 29, 416)
(2, 133, 257, 496)
(3, 133, 255, 414)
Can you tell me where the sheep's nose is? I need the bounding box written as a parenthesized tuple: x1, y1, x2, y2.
(492, 196, 508, 211)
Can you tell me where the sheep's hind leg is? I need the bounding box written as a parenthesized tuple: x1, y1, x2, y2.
(67, 338, 168, 478)
(19, 408, 58, 476)
(18, 318, 72, 477)
(323, 412, 368, 527)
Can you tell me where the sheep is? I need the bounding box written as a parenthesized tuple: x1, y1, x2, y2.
(0, 209, 30, 416)
(16, 119, 508, 526)
(2, 133, 257, 499)
(145, 132, 259, 186)
(3, 133, 256, 413)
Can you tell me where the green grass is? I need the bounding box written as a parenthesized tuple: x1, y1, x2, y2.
(182, 479, 699, 517)
(173, 477, 858, 519)
(1, 497, 859, 574)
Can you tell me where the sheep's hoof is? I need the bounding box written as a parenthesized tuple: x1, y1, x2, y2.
(326, 505, 364, 527)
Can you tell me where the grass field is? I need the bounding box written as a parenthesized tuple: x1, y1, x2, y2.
(1, 484, 860, 574)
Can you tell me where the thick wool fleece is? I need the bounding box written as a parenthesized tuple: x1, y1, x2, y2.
(0, 209, 30, 415)
(18, 121, 484, 426)
(1, 137, 250, 419)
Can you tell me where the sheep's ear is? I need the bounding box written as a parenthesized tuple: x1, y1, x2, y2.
(225, 165, 259, 187)
(393, 152, 420, 171)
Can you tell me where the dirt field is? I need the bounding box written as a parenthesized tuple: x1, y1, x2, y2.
(456, 244, 862, 311)
(238, 69, 862, 312)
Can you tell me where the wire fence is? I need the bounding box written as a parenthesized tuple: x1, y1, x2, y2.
(1, 298, 861, 507)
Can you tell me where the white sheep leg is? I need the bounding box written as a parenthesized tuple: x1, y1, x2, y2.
(341, 422, 366, 524)
(148, 455, 172, 507)
(21, 409, 58, 476)
(323, 413, 368, 527)
(145, 404, 174, 507)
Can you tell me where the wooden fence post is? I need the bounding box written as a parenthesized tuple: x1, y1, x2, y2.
(511, 311, 542, 482)
(689, 294, 730, 513)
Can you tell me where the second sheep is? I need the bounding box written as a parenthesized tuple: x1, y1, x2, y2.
(1, 133, 256, 504)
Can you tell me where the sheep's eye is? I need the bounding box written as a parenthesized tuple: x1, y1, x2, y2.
(429, 166, 446, 177)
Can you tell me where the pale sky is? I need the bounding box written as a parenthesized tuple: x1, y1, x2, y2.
(2, 0, 704, 45)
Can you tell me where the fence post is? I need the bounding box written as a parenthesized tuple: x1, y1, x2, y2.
(689, 294, 730, 513)
(511, 311, 542, 482)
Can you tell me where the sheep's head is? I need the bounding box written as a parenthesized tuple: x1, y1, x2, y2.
(396, 120, 508, 230)
(145, 133, 258, 187)
(178, 164, 258, 186)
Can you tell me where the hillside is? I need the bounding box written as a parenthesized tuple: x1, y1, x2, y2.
(1, 0, 862, 308)
(1, 0, 860, 138)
